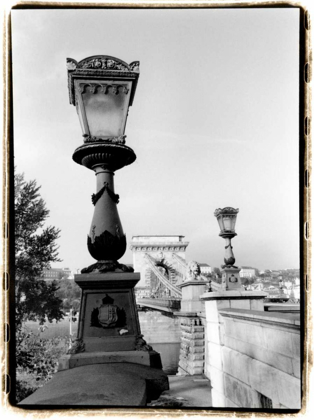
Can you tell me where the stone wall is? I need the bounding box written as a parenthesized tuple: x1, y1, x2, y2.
(204, 306, 301, 409)
(177, 316, 205, 376)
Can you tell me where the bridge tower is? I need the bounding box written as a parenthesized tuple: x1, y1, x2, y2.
(130, 236, 189, 294)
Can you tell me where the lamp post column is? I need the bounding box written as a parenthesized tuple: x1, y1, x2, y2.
(86, 166, 125, 267)
(223, 236, 235, 267)
(92, 167, 120, 237)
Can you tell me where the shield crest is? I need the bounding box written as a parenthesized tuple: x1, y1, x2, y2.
(98, 303, 118, 327)
(90, 293, 127, 329)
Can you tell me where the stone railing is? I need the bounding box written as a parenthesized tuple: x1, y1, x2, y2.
(203, 305, 301, 409)
(210, 279, 223, 292)
(174, 282, 301, 410)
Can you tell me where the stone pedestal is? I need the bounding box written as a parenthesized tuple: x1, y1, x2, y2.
(179, 280, 208, 313)
(75, 272, 140, 352)
(175, 280, 208, 376)
(22, 271, 169, 406)
(221, 267, 241, 291)
(176, 314, 205, 376)
(59, 272, 162, 370)
(200, 290, 267, 407)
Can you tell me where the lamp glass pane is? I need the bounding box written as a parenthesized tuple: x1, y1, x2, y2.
(231, 215, 237, 231)
(217, 217, 224, 231)
(76, 102, 87, 136)
(223, 216, 232, 231)
(77, 80, 132, 138)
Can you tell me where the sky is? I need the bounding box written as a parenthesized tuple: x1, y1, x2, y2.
(11, 7, 300, 273)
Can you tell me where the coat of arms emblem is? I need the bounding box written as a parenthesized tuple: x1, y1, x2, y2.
(229, 274, 238, 283)
(90, 294, 126, 328)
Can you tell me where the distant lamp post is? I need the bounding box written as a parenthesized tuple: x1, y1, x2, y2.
(214, 207, 239, 267)
(67, 55, 140, 272)
(214, 207, 241, 290)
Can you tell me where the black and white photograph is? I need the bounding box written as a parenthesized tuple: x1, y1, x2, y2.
(6, 2, 307, 413)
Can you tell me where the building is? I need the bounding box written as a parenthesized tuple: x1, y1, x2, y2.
(270, 271, 282, 279)
(134, 287, 150, 299)
(239, 266, 257, 278)
(42, 267, 72, 281)
(199, 263, 212, 275)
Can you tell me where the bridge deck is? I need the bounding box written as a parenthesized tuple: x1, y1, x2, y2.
(137, 298, 181, 313)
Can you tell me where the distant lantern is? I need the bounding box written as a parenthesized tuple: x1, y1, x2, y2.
(214, 207, 239, 268)
(214, 207, 238, 236)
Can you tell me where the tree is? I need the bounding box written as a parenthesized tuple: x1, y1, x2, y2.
(55, 278, 81, 307)
(72, 299, 80, 312)
(212, 267, 222, 278)
(15, 172, 64, 328)
(57, 270, 70, 281)
(241, 277, 255, 286)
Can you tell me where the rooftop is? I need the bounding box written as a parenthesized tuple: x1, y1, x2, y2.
(131, 236, 186, 243)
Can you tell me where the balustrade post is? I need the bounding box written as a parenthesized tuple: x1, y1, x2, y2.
(174, 266, 208, 376)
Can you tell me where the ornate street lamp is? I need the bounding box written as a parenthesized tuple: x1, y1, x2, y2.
(214, 207, 241, 290)
(64, 55, 161, 359)
(214, 207, 239, 267)
(67, 55, 140, 273)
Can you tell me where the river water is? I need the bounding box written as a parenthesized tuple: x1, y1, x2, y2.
(138, 310, 181, 375)
(148, 342, 181, 374)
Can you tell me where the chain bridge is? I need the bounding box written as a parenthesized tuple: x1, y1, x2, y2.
(130, 235, 211, 313)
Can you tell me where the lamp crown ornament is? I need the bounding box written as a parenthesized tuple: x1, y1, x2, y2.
(67, 55, 140, 273)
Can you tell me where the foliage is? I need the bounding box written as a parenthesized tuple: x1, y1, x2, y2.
(15, 172, 64, 328)
(16, 328, 68, 379)
(241, 277, 255, 286)
(72, 299, 81, 312)
(16, 380, 38, 403)
(55, 279, 81, 310)
(212, 267, 222, 278)
(57, 271, 70, 280)
(16, 327, 70, 402)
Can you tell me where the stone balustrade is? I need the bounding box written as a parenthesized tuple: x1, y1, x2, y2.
(217, 308, 301, 409)
(200, 293, 301, 409)
(176, 284, 301, 409)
